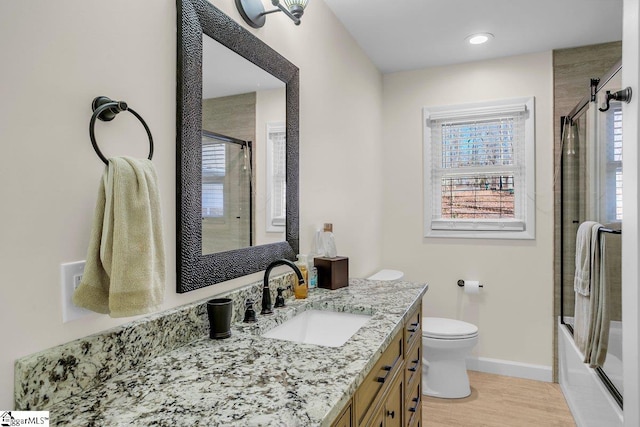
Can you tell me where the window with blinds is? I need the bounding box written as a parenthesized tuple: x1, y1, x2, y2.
(266, 123, 286, 232)
(423, 97, 535, 239)
(602, 106, 623, 222)
(202, 141, 225, 218)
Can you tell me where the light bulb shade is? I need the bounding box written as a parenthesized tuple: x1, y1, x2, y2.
(282, 0, 309, 18)
(238, 0, 310, 28)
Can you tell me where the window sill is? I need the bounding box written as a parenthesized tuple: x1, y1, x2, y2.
(425, 228, 535, 240)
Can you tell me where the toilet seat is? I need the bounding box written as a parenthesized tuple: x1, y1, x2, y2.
(423, 317, 478, 340)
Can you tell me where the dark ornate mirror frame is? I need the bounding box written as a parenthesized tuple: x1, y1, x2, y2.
(177, 0, 299, 293)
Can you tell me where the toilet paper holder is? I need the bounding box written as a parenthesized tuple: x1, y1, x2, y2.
(457, 279, 483, 288)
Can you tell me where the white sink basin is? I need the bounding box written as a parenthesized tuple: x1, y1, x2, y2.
(262, 309, 371, 347)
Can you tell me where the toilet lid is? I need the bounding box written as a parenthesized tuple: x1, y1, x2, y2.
(367, 269, 404, 281)
(422, 317, 478, 339)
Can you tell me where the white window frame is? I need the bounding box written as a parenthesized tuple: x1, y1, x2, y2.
(266, 122, 286, 233)
(423, 97, 536, 239)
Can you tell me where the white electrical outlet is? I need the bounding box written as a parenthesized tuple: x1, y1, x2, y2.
(61, 261, 94, 323)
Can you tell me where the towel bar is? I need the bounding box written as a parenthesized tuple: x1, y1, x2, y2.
(598, 227, 621, 235)
(89, 96, 154, 165)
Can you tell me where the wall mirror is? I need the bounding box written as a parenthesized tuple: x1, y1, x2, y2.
(177, 0, 299, 293)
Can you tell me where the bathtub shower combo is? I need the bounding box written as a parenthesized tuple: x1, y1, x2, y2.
(559, 61, 628, 426)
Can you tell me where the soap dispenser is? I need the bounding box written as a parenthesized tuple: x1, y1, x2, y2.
(322, 223, 338, 258)
(294, 254, 309, 299)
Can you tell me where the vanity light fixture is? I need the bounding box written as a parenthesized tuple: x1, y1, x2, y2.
(236, 0, 310, 28)
(466, 32, 494, 45)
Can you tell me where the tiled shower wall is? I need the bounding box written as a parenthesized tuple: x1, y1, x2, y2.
(552, 41, 622, 380)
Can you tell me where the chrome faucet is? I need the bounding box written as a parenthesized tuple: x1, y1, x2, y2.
(261, 259, 304, 315)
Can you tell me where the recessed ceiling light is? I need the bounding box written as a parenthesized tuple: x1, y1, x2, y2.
(466, 33, 494, 45)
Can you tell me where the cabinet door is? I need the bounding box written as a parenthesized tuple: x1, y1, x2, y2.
(383, 373, 404, 427)
(355, 333, 404, 425)
(368, 406, 385, 427)
(332, 402, 352, 427)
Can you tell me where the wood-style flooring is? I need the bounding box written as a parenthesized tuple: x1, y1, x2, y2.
(422, 370, 576, 427)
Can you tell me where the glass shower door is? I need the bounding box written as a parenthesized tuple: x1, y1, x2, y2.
(595, 72, 623, 397)
(201, 133, 252, 254)
(560, 67, 624, 404)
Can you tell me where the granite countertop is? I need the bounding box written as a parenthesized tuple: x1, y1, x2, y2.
(27, 279, 427, 426)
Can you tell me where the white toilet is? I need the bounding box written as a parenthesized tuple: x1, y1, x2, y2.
(367, 269, 404, 281)
(422, 317, 479, 398)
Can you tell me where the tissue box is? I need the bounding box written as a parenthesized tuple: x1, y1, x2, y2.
(314, 256, 349, 290)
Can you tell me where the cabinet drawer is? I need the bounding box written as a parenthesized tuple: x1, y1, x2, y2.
(404, 339, 421, 391)
(404, 304, 422, 355)
(405, 378, 422, 427)
(355, 332, 404, 426)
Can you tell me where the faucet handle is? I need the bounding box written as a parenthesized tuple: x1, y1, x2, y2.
(274, 287, 286, 308)
(243, 298, 257, 323)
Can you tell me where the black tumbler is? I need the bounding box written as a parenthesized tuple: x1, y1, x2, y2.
(207, 298, 233, 339)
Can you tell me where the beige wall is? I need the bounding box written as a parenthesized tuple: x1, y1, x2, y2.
(0, 0, 383, 407)
(381, 52, 555, 367)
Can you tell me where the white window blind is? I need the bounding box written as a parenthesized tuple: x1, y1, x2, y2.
(266, 123, 286, 231)
(602, 107, 623, 222)
(202, 141, 225, 218)
(424, 97, 535, 239)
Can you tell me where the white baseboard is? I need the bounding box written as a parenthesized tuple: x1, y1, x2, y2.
(466, 356, 553, 382)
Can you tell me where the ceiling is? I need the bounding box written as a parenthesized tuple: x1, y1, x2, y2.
(322, 0, 624, 74)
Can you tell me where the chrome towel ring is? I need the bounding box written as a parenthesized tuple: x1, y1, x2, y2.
(89, 96, 154, 165)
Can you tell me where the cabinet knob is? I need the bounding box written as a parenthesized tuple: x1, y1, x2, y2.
(386, 410, 395, 418)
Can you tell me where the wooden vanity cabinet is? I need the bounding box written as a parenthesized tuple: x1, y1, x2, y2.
(332, 302, 422, 427)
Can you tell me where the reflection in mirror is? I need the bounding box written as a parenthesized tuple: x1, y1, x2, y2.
(177, 0, 299, 293)
(201, 35, 286, 254)
(201, 131, 252, 254)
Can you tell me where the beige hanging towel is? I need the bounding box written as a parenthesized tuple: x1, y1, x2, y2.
(73, 157, 165, 318)
(573, 221, 600, 354)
